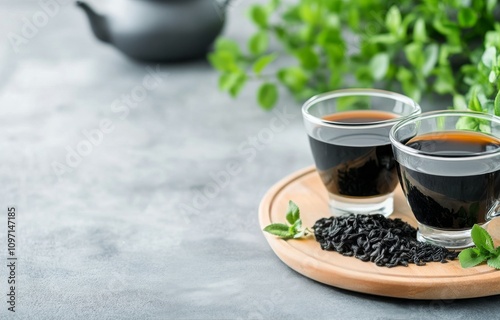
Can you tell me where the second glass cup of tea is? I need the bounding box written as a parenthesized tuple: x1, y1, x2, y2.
(390, 111, 500, 249)
(302, 89, 421, 217)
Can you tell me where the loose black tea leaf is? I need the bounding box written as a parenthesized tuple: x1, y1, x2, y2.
(313, 214, 458, 268)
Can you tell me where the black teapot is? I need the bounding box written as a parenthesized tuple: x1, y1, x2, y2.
(76, 0, 229, 62)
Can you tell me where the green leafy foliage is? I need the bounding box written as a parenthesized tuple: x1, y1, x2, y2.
(370, 53, 389, 81)
(458, 8, 478, 28)
(459, 248, 487, 268)
(258, 83, 278, 110)
(249, 5, 269, 29)
(494, 91, 500, 116)
(285, 200, 300, 225)
(459, 225, 500, 269)
(263, 201, 312, 240)
(487, 254, 500, 269)
(208, 0, 500, 112)
(252, 53, 277, 75)
(248, 31, 269, 55)
(470, 223, 496, 254)
(263, 223, 292, 239)
(277, 67, 308, 92)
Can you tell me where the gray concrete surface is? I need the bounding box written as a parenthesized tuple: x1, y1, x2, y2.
(0, 1, 498, 319)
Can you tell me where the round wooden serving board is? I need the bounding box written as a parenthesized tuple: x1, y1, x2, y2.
(259, 166, 500, 300)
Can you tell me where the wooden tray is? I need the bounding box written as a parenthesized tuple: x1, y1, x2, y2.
(259, 166, 500, 300)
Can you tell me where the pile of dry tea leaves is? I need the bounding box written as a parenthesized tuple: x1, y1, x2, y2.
(313, 214, 458, 268)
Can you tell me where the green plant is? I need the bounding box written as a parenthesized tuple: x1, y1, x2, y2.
(209, 0, 500, 111)
(263, 200, 312, 239)
(459, 224, 500, 269)
(459, 26, 500, 115)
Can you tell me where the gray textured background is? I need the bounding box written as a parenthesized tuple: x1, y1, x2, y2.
(0, 0, 498, 319)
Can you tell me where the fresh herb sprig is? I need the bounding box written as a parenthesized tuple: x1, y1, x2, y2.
(263, 200, 313, 239)
(458, 224, 500, 269)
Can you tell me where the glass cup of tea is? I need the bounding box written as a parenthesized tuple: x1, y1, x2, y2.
(390, 110, 500, 249)
(302, 89, 421, 217)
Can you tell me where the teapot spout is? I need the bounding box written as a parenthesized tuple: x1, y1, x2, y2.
(76, 1, 111, 43)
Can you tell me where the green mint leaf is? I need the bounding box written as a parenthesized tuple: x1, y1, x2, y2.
(434, 66, 455, 94)
(263, 202, 311, 240)
(282, 6, 300, 23)
(252, 53, 277, 75)
(404, 42, 424, 68)
(249, 5, 268, 28)
(487, 255, 500, 269)
(248, 31, 269, 55)
(218, 73, 233, 91)
(489, 70, 497, 83)
(369, 53, 389, 81)
(347, 6, 359, 30)
(293, 229, 305, 239)
(257, 83, 278, 110)
(299, 3, 322, 24)
(293, 227, 312, 239)
(263, 223, 294, 239)
(453, 95, 467, 110)
(397, 67, 412, 82)
(479, 123, 492, 134)
(219, 72, 243, 91)
(485, 30, 500, 47)
(273, 26, 287, 42)
(422, 44, 438, 76)
(285, 200, 300, 225)
(277, 67, 308, 92)
(228, 74, 247, 98)
(481, 47, 497, 69)
(385, 6, 401, 36)
(494, 91, 500, 117)
(369, 34, 398, 45)
(471, 224, 496, 254)
(294, 47, 319, 70)
(401, 12, 416, 35)
(468, 89, 482, 112)
(208, 51, 239, 73)
(459, 248, 488, 268)
(413, 18, 427, 43)
(297, 25, 316, 44)
(323, 41, 345, 63)
(458, 7, 478, 28)
(456, 116, 479, 131)
(215, 38, 241, 57)
(432, 16, 457, 36)
(291, 218, 302, 232)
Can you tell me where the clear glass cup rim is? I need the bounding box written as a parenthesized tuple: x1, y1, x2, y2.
(301, 88, 421, 129)
(389, 110, 500, 162)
